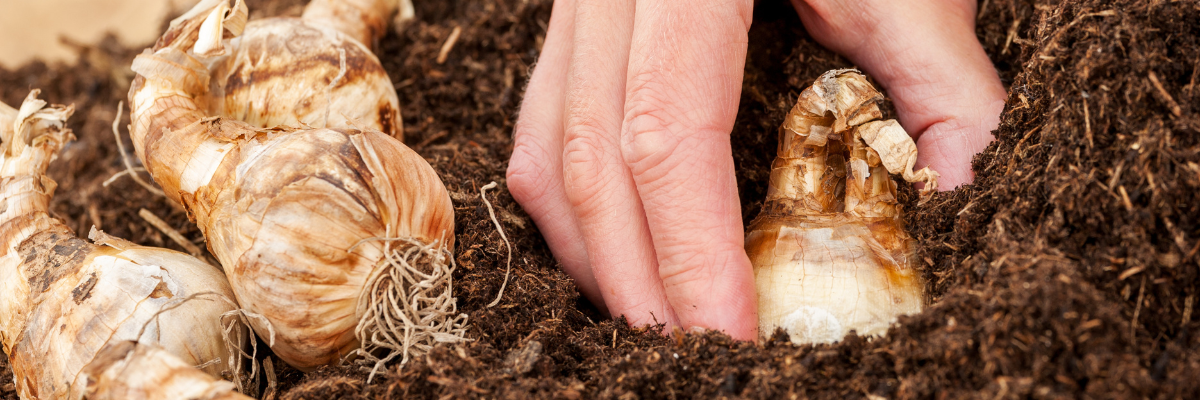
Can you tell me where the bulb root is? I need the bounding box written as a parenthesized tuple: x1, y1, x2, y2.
(349, 236, 469, 383)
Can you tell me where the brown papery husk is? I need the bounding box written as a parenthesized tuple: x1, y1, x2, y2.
(82, 341, 252, 400)
(0, 92, 242, 399)
(134, 0, 403, 159)
(204, 16, 403, 139)
(128, 0, 465, 371)
(301, 0, 400, 51)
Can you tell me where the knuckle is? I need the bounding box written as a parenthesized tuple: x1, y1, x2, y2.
(730, 0, 754, 27)
(618, 72, 685, 187)
(620, 80, 734, 184)
(621, 106, 712, 187)
(657, 242, 741, 295)
(563, 111, 611, 145)
(506, 132, 555, 206)
(657, 249, 721, 293)
(621, 114, 675, 169)
(561, 126, 617, 209)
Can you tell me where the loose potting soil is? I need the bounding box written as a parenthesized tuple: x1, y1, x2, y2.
(1, 0, 1198, 398)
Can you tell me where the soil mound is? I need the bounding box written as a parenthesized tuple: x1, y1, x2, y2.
(1, 0, 1196, 398)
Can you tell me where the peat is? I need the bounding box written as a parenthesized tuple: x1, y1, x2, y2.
(1, 0, 1198, 398)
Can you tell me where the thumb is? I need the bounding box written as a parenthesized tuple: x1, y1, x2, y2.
(915, 99, 1005, 189)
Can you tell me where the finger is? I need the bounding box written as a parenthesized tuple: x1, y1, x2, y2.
(620, 0, 758, 340)
(794, 0, 1007, 189)
(561, 0, 680, 328)
(507, 0, 604, 308)
(915, 99, 1004, 188)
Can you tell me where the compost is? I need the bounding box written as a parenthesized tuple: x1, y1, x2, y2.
(1, 0, 1197, 398)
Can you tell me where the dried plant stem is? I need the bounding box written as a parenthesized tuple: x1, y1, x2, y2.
(105, 101, 165, 197)
(262, 357, 278, 400)
(1131, 277, 1145, 340)
(101, 167, 149, 186)
(139, 208, 205, 258)
(482, 181, 512, 308)
(1148, 71, 1182, 117)
(1183, 294, 1195, 328)
(1083, 97, 1093, 148)
(437, 26, 462, 64)
(349, 236, 469, 383)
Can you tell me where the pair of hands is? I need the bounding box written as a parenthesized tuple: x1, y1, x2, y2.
(506, 0, 1007, 340)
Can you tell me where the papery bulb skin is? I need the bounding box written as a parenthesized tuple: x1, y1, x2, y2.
(138, 0, 403, 160)
(128, 0, 466, 371)
(83, 341, 252, 400)
(301, 0, 400, 51)
(747, 70, 937, 345)
(206, 16, 402, 140)
(0, 92, 241, 400)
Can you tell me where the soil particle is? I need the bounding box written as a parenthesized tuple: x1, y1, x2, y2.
(503, 340, 543, 376)
(0, 356, 11, 400)
(2, 0, 1199, 398)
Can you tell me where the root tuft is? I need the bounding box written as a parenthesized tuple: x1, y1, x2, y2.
(348, 236, 469, 383)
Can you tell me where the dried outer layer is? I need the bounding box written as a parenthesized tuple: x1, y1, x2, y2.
(206, 14, 403, 140)
(0, 92, 240, 400)
(302, 0, 403, 51)
(139, 0, 402, 154)
(129, 2, 457, 371)
(83, 341, 251, 400)
(747, 70, 934, 344)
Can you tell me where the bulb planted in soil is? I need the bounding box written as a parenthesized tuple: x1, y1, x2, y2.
(747, 70, 937, 344)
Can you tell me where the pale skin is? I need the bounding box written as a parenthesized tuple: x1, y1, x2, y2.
(506, 0, 1007, 340)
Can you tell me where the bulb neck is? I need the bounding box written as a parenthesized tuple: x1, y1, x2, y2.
(302, 0, 397, 50)
(760, 124, 903, 221)
(0, 95, 76, 264)
(842, 137, 900, 219)
(761, 127, 846, 217)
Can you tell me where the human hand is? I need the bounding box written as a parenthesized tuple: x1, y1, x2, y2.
(507, 0, 1006, 341)
(507, 0, 760, 340)
(792, 0, 1008, 189)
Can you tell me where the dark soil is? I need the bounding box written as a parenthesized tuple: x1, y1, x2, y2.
(3, 0, 1198, 398)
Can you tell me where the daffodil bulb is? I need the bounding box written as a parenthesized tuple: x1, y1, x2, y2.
(0, 91, 241, 399)
(129, 1, 467, 371)
(747, 70, 938, 344)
